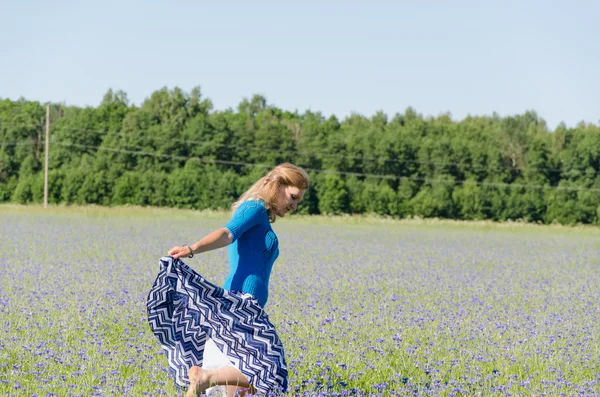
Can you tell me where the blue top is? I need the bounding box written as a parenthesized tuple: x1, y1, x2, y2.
(223, 200, 279, 307)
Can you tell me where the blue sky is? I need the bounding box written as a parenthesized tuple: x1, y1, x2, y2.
(1, 0, 598, 130)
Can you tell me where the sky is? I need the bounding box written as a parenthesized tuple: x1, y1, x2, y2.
(1, 0, 598, 130)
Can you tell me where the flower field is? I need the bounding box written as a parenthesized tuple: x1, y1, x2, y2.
(1, 206, 599, 396)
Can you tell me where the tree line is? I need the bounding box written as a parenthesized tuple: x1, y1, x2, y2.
(1, 87, 599, 225)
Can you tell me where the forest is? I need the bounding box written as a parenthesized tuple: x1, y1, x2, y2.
(1, 86, 599, 225)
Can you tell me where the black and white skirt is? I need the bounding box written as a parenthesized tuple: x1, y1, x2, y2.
(146, 256, 288, 395)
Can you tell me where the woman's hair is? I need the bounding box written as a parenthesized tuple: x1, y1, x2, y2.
(232, 163, 309, 222)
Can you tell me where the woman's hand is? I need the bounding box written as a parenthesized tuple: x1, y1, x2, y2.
(167, 228, 233, 260)
(168, 245, 194, 259)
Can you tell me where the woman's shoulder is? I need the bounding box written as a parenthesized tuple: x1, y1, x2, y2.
(225, 199, 270, 240)
(233, 199, 268, 217)
(237, 199, 266, 210)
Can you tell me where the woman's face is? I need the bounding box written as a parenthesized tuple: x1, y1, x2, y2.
(275, 185, 306, 217)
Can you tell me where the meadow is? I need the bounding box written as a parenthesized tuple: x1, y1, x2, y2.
(1, 205, 599, 397)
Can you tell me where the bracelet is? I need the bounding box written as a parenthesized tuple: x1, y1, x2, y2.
(183, 245, 194, 258)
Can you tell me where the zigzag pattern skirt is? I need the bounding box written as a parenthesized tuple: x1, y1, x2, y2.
(146, 256, 288, 395)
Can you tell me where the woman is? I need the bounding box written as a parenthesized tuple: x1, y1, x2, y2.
(147, 163, 309, 397)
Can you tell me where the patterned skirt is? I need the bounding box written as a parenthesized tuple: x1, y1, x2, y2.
(146, 256, 288, 395)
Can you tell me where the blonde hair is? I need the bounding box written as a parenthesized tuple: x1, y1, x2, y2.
(232, 163, 309, 223)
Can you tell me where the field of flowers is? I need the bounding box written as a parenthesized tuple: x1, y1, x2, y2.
(1, 205, 599, 397)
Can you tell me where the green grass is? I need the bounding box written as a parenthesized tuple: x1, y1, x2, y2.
(1, 205, 599, 396)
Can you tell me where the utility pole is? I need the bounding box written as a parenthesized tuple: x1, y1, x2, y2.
(44, 104, 50, 208)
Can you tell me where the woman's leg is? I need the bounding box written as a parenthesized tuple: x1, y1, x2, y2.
(186, 366, 251, 397)
(226, 385, 251, 397)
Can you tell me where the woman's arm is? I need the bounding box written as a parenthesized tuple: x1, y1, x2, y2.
(168, 227, 233, 259)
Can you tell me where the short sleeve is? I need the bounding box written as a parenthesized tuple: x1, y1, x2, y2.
(225, 200, 267, 242)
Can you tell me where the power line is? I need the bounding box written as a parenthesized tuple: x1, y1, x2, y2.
(42, 125, 600, 177)
(52, 141, 274, 169)
(0, 122, 43, 130)
(4, 132, 600, 179)
(1, 142, 39, 147)
(4, 121, 594, 176)
(52, 126, 513, 171)
(46, 141, 600, 193)
(2, 137, 599, 191)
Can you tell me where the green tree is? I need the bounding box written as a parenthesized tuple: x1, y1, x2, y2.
(295, 171, 319, 215)
(137, 170, 169, 207)
(545, 180, 600, 225)
(0, 99, 45, 179)
(317, 173, 349, 215)
(112, 172, 142, 205)
(410, 179, 457, 219)
(452, 180, 489, 220)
